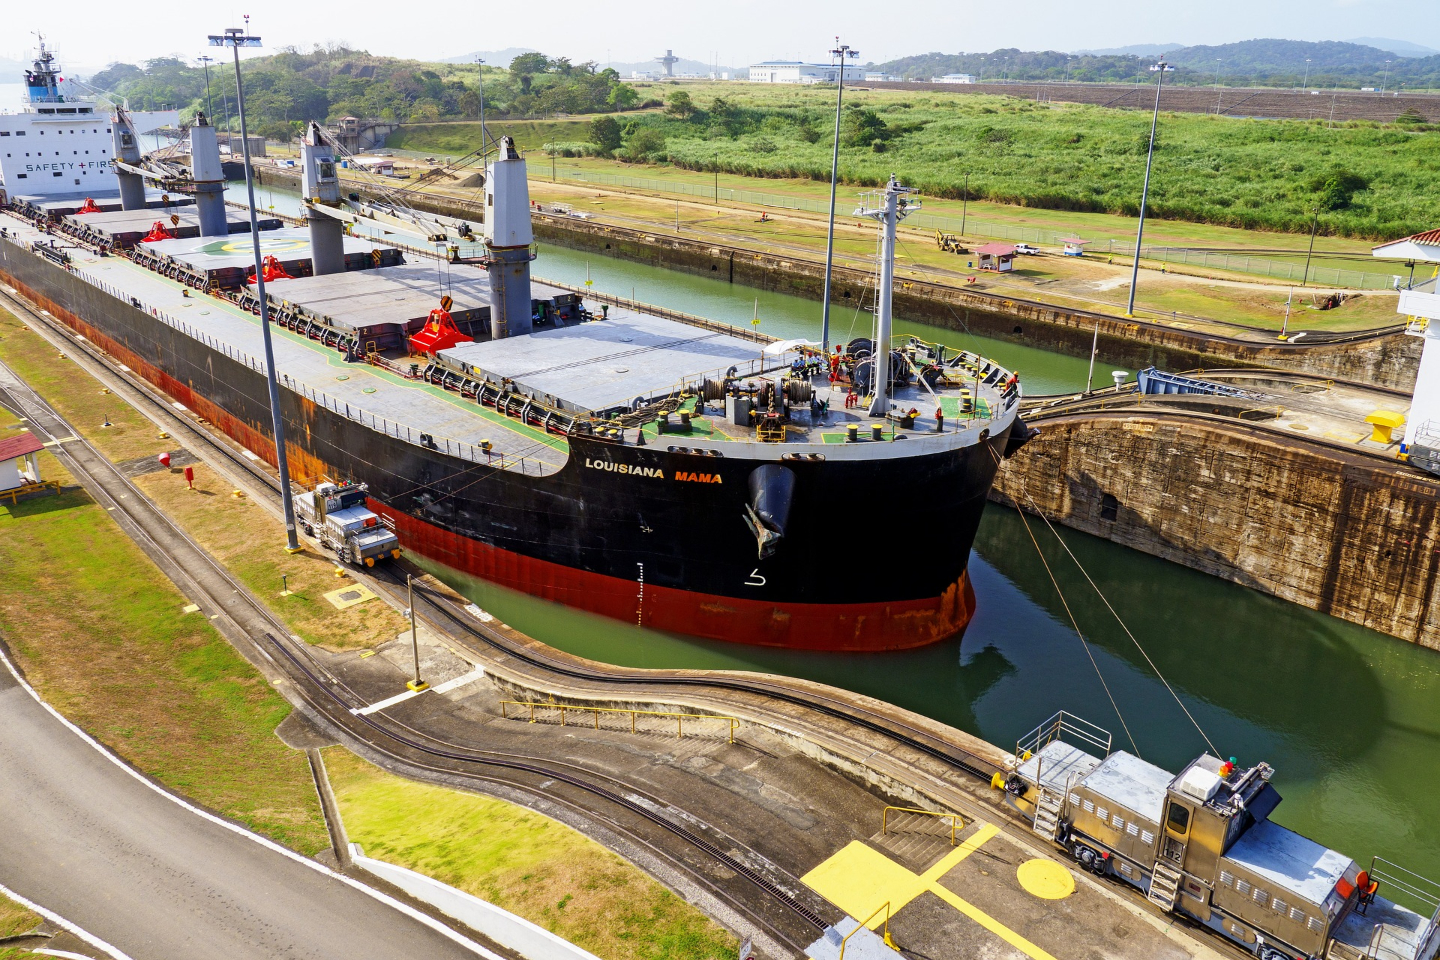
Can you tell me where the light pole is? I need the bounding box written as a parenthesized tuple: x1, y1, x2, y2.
(209, 19, 301, 554)
(475, 57, 489, 160)
(1002, 57, 1010, 82)
(961, 172, 969, 237)
(406, 575, 428, 692)
(197, 56, 215, 120)
(1301, 206, 1320, 287)
(1213, 59, 1224, 113)
(979, 57, 987, 82)
(1381, 60, 1391, 94)
(1065, 57, 1072, 84)
(820, 38, 859, 354)
(1301, 58, 1312, 93)
(1126, 57, 1171, 318)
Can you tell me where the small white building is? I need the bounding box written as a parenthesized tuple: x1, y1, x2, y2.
(747, 61, 866, 84)
(865, 72, 902, 82)
(0, 431, 44, 493)
(934, 73, 979, 84)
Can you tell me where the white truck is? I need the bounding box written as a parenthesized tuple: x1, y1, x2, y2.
(295, 481, 401, 567)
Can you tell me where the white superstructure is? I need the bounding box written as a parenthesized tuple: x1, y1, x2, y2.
(0, 39, 175, 199)
(1373, 229, 1440, 458)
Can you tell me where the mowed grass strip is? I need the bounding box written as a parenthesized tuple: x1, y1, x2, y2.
(325, 749, 737, 960)
(0, 309, 407, 651)
(0, 405, 328, 854)
(0, 891, 42, 955)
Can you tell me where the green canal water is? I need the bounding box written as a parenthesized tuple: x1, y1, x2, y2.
(238, 184, 1440, 883)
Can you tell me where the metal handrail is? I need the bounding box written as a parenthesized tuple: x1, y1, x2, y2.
(1017, 710, 1112, 762)
(839, 901, 896, 959)
(500, 700, 738, 743)
(882, 806, 964, 846)
(1367, 856, 1440, 915)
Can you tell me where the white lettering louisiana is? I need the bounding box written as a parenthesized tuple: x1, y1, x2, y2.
(585, 458, 664, 479)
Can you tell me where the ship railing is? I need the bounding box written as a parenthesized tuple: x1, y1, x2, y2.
(500, 700, 738, 743)
(56, 262, 564, 474)
(536, 277, 781, 347)
(1016, 711, 1112, 765)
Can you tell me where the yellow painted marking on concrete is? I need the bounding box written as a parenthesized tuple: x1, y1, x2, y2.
(1017, 858, 1075, 900)
(928, 884, 1061, 960)
(803, 824, 1060, 960)
(801, 841, 929, 922)
(323, 583, 377, 610)
(921, 823, 999, 884)
(1323, 429, 1368, 443)
(358, 650, 377, 659)
(180, 603, 200, 614)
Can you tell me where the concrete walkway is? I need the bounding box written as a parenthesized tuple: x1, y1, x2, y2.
(0, 656, 497, 960)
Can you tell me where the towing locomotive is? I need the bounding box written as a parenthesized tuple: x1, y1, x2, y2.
(1000, 713, 1440, 960)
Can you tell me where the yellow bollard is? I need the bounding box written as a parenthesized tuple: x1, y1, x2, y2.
(334, 566, 347, 578)
(231, 489, 245, 499)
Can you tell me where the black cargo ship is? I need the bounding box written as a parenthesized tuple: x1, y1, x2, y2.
(0, 116, 1029, 651)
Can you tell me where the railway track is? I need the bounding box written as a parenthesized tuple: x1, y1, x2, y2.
(0, 286, 837, 956)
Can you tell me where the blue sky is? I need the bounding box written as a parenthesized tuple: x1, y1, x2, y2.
(3, 0, 1437, 74)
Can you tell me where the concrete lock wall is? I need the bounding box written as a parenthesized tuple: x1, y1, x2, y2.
(992, 414, 1440, 651)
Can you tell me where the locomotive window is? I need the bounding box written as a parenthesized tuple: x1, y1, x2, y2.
(1166, 803, 1190, 833)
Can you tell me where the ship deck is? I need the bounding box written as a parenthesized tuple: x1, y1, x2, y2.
(3, 210, 1019, 467)
(3, 213, 567, 473)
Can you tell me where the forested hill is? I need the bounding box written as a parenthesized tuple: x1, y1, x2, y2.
(84, 47, 644, 141)
(874, 39, 1440, 87)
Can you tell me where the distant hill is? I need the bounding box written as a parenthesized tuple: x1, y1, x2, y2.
(0, 56, 27, 78)
(1074, 44, 1182, 57)
(874, 38, 1440, 86)
(1348, 37, 1439, 58)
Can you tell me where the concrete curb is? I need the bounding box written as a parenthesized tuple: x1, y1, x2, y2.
(350, 845, 602, 960)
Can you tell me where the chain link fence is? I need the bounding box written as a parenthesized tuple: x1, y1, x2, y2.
(550, 167, 1401, 291)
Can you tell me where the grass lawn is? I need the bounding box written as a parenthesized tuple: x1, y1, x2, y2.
(0, 891, 42, 957)
(0, 400, 328, 854)
(325, 749, 737, 960)
(0, 310, 408, 652)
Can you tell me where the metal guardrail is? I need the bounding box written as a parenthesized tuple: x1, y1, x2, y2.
(1016, 710, 1112, 762)
(500, 700, 739, 743)
(839, 901, 897, 960)
(882, 806, 965, 846)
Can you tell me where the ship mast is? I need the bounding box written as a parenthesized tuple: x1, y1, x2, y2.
(855, 175, 919, 418)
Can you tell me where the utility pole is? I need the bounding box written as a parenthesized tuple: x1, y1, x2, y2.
(1301, 58, 1312, 93)
(1126, 57, 1171, 318)
(820, 38, 859, 354)
(406, 575, 428, 692)
(1301, 207, 1320, 287)
(476, 57, 489, 161)
(209, 19, 300, 554)
(1381, 60, 1391, 94)
(1213, 59, 1223, 113)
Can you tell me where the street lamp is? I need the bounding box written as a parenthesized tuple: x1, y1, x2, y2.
(1065, 57, 1073, 84)
(979, 57, 987, 82)
(196, 56, 215, 120)
(1301, 58, 1312, 93)
(1126, 57, 1173, 318)
(209, 19, 301, 554)
(1301, 206, 1321, 287)
(820, 38, 859, 354)
(1213, 59, 1223, 113)
(1381, 60, 1391, 94)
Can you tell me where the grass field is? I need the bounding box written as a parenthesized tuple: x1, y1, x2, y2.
(0, 311, 329, 854)
(0, 892, 41, 956)
(0, 311, 407, 652)
(326, 749, 737, 960)
(0, 410, 329, 854)
(394, 82, 1440, 241)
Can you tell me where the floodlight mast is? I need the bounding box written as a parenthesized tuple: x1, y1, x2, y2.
(209, 21, 301, 553)
(820, 39, 859, 354)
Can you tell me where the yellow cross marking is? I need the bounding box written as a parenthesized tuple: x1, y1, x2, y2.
(802, 823, 1060, 960)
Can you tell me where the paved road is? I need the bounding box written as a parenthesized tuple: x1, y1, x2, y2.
(0, 645, 495, 960)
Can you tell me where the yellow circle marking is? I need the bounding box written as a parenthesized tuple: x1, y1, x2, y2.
(1017, 859, 1075, 900)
